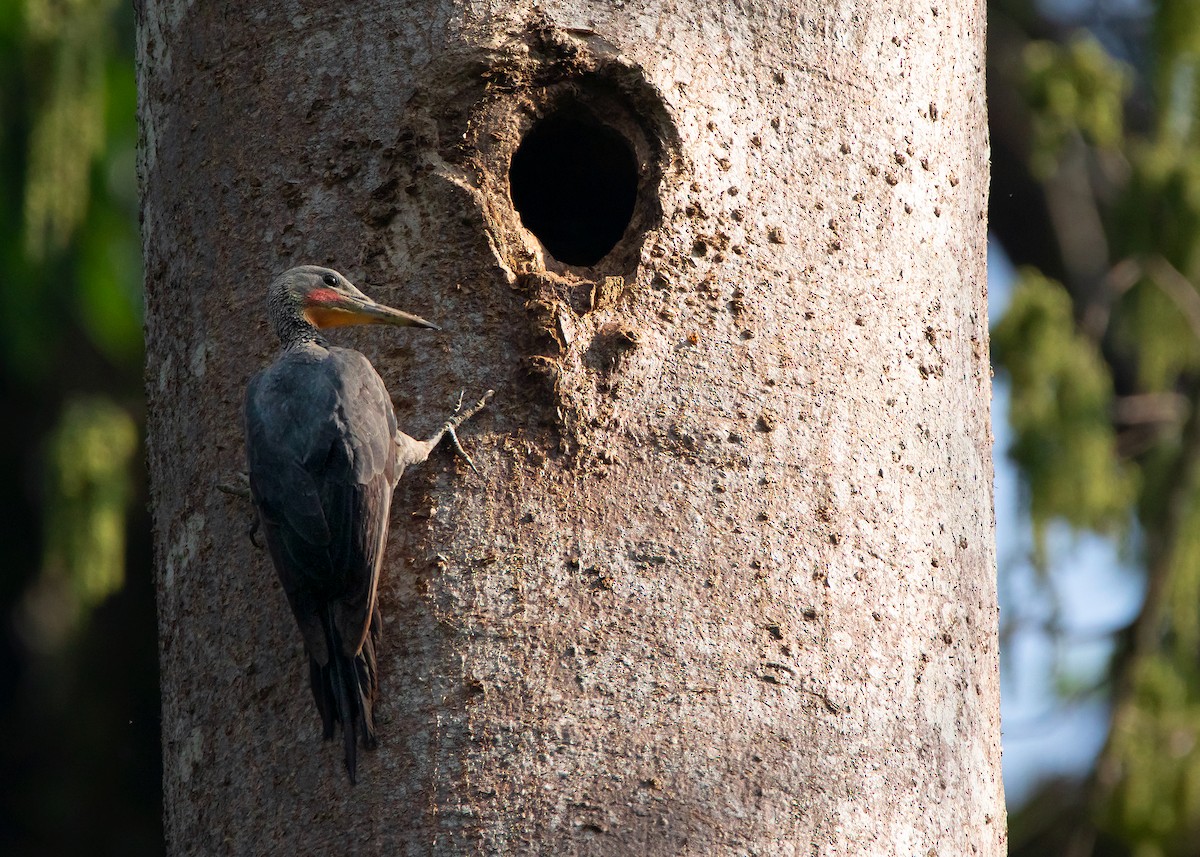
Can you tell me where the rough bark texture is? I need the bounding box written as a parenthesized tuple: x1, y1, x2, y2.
(140, 1, 1002, 854)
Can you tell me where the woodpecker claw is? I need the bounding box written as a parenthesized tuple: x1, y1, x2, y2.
(248, 515, 263, 550)
(433, 389, 494, 472)
(447, 426, 478, 473)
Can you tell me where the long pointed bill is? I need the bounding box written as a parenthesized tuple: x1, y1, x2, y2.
(305, 293, 440, 331)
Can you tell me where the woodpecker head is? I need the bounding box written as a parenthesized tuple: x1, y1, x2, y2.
(267, 265, 439, 343)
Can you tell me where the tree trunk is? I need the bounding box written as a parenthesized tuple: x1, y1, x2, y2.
(140, 1, 1002, 854)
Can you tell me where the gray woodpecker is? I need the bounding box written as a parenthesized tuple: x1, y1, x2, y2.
(243, 265, 491, 783)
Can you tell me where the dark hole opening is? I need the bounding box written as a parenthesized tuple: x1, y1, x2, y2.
(509, 109, 638, 267)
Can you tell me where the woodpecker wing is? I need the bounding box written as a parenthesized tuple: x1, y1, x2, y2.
(244, 344, 399, 664)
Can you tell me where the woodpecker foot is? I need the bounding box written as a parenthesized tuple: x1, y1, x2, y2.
(217, 473, 264, 549)
(434, 389, 494, 472)
(217, 471, 251, 499)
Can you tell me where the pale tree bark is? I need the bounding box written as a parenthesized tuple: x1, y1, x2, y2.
(140, 1, 1001, 854)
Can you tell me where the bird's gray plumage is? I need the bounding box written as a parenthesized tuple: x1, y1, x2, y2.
(246, 345, 397, 660)
(245, 344, 398, 780)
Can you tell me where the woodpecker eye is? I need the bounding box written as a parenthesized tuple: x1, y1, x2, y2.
(322, 273, 337, 287)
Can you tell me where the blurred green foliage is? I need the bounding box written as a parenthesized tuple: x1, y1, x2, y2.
(994, 1, 1200, 854)
(992, 268, 1135, 554)
(29, 397, 138, 649)
(1, 0, 141, 380)
(1155, 0, 1200, 145)
(23, 0, 121, 259)
(1022, 36, 1130, 177)
(9, 0, 143, 631)
(0, 0, 156, 853)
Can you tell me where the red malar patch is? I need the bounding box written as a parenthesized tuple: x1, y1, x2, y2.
(305, 287, 341, 305)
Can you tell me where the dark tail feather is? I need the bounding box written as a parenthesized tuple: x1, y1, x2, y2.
(308, 608, 381, 784)
(328, 631, 358, 783)
(308, 655, 336, 740)
(356, 605, 382, 750)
